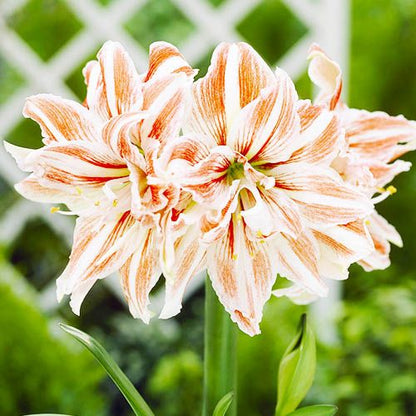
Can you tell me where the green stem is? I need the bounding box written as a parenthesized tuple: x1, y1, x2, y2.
(203, 276, 237, 416)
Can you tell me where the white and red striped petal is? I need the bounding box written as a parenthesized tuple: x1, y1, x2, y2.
(207, 217, 277, 336)
(186, 42, 275, 146)
(273, 285, 319, 305)
(289, 103, 344, 166)
(227, 72, 300, 164)
(120, 226, 161, 323)
(359, 212, 403, 271)
(96, 41, 143, 118)
(23, 141, 128, 191)
(57, 212, 139, 314)
(272, 162, 373, 225)
(141, 73, 193, 148)
(13, 174, 100, 214)
(145, 41, 196, 81)
(308, 44, 343, 110)
(240, 186, 303, 239)
(179, 145, 236, 206)
(313, 219, 374, 280)
(23, 94, 102, 145)
(345, 109, 416, 163)
(271, 231, 327, 296)
(160, 224, 206, 319)
(369, 159, 411, 190)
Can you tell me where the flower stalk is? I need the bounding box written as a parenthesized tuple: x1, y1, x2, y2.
(203, 276, 237, 416)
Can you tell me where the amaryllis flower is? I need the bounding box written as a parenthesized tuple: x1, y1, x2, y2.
(5, 41, 202, 323)
(308, 44, 416, 271)
(166, 42, 373, 335)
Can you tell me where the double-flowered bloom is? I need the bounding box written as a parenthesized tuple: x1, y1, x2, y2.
(6, 40, 415, 335)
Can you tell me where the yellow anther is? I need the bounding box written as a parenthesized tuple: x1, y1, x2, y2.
(50, 206, 60, 214)
(259, 239, 265, 244)
(112, 199, 119, 207)
(377, 187, 386, 193)
(256, 230, 263, 238)
(75, 186, 83, 195)
(387, 185, 397, 195)
(365, 219, 370, 225)
(236, 213, 242, 221)
(94, 200, 101, 206)
(232, 253, 238, 261)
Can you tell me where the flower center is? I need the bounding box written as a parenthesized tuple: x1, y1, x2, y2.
(227, 161, 245, 182)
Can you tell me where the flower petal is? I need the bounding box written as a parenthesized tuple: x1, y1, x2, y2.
(57, 212, 138, 314)
(271, 231, 327, 296)
(313, 219, 374, 280)
(23, 94, 101, 145)
(83, 60, 110, 121)
(227, 70, 300, 164)
(120, 226, 161, 323)
(145, 41, 196, 81)
(14, 174, 96, 213)
(272, 163, 373, 225)
(179, 145, 235, 206)
(24, 141, 128, 191)
(186, 42, 275, 145)
(273, 285, 319, 305)
(160, 224, 206, 319)
(101, 111, 147, 166)
(308, 44, 343, 110)
(289, 102, 343, 165)
(240, 186, 303, 238)
(207, 217, 277, 336)
(369, 159, 411, 190)
(4, 141, 36, 172)
(141, 73, 193, 148)
(345, 109, 416, 163)
(96, 41, 143, 117)
(359, 212, 402, 271)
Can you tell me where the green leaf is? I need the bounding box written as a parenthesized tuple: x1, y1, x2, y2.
(213, 392, 234, 416)
(287, 405, 338, 416)
(60, 324, 155, 416)
(23, 414, 72, 416)
(275, 314, 316, 416)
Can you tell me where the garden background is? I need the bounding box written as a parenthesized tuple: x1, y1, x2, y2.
(0, 0, 415, 415)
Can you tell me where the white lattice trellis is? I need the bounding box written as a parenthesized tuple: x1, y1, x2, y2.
(0, 0, 350, 335)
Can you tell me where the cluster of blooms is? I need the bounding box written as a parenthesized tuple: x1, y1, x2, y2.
(6, 41, 416, 335)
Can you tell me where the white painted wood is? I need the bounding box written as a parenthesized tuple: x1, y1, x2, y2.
(310, 0, 351, 345)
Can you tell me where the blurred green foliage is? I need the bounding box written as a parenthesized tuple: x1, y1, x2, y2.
(0, 255, 107, 416)
(148, 350, 203, 416)
(124, 0, 195, 49)
(313, 281, 416, 416)
(6, 0, 83, 61)
(1, 0, 416, 415)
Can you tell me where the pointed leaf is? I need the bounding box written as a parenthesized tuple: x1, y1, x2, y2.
(275, 314, 316, 416)
(60, 324, 155, 416)
(213, 392, 234, 416)
(287, 405, 338, 416)
(24, 414, 72, 416)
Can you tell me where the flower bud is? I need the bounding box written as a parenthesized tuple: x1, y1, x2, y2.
(275, 314, 316, 416)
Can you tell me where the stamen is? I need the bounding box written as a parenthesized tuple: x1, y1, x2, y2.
(50, 206, 60, 213)
(387, 185, 397, 195)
